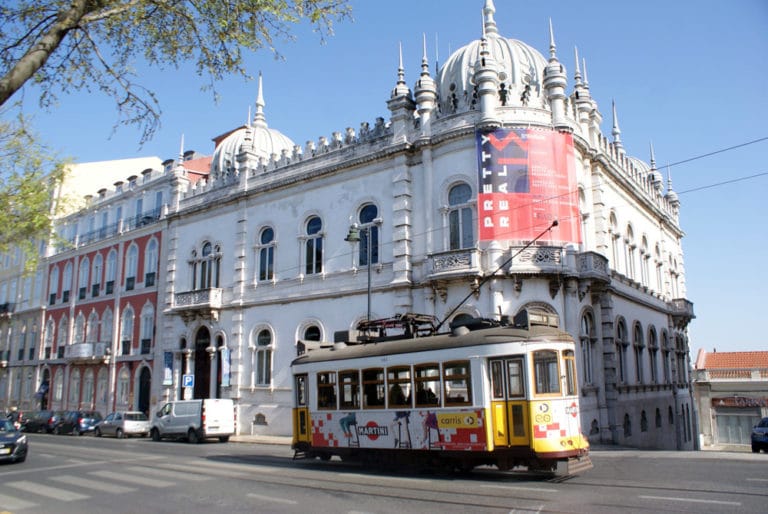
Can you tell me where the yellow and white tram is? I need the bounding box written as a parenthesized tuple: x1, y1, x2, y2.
(291, 310, 592, 475)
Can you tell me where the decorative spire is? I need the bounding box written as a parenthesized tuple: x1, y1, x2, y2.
(253, 71, 267, 128)
(391, 42, 412, 98)
(415, 33, 437, 121)
(649, 142, 663, 191)
(573, 47, 582, 86)
(543, 19, 569, 130)
(483, 0, 498, 37)
(178, 133, 185, 163)
(548, 18, 557, 60)
(665, 165, 679, 206)
(611, 99, 624, 152)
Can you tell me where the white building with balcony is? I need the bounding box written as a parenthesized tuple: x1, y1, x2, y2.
(158, 0, 695, 449)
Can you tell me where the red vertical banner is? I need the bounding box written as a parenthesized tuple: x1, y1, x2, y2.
(476, 128, 581, 244)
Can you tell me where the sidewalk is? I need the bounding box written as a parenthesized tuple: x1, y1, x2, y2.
(230, 434, 292, 445)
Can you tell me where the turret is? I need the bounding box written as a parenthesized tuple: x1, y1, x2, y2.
(387, 43, 416, 143)
(414, 34, 438, 128)
(542, 19, 569, 131)
(473, 2, 500, 126)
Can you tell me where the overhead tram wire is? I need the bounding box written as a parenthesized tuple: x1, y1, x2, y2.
(433, 219, 559, 333)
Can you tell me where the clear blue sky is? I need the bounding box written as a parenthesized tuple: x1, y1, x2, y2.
(19, 0, 768, 354)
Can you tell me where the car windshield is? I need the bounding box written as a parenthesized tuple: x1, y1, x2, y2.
(125, 413, 148, 421)
(0, 419, 13, 432)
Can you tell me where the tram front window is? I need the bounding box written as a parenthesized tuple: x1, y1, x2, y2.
(533, 350, 561, 395)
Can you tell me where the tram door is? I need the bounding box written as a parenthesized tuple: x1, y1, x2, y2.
(293, 374, 310, 445)
(489, 357, 529, 447)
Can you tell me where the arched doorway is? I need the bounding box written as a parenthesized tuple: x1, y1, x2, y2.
(194, 327, 211, 399)
(138, 367, 151, 415)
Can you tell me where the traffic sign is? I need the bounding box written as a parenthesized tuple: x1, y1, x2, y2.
(182, 374, 194, 388)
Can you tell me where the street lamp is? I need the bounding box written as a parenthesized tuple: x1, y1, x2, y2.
(345, 219, 382, 322)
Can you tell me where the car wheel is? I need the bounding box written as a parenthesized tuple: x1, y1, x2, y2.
(151, 428, 161, 442)
(54, 426, 61, 435)
(95, 428, 102, 437)
(218, 436, 230, 443)
(116, 428, 124, 439)
(187, 429, 200, 444)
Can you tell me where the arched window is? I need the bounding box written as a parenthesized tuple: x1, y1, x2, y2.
(625, 224, 636, 280)
(74, 312, 86, 344)
(117, 368, 130, 406)
(63, 261, 73, 302)
(580, 312, 595, 385)
(640, 236, 650, 287)
(48, 265, 59, 305)
(654, 244, 663, 292)
(358, 204, 380, 266)
(140, 304, 154, 354)
(616, 319, 628, 383)
(661, 332, 671, 383)
(297, 325, 321, 356)
(82, 370, 94, 407)
(97, 369, 108, 405)
(87, 311, 99, 343)
(609, 213, 620, 273)
(254, 329, 272, 386)
(69, 368, 81, 405)
(106, 250, 117, 294)
(120, 306, 134, 356)
(125, 244, 138, 290)
(53, 369, 64, 402)
(145, 239, 158, 286)
(78, 256, 89, 299)
(633, 322, 644, 384)
(448, 183, 474, 250)
(57, 316, 68, 349)
(257, 227, 275, 281)
(91, 253, 103, 296)
(102, 308, 113, 345)
(648, 327, 659, 383)
(305, 216, 323, 275)
(45, 318, 55, 349)
(196, 242, 221, 289)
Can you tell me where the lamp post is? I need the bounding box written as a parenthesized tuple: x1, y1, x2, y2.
(345, 219, 382, 322)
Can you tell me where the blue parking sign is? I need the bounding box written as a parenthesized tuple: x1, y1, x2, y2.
(182, 374, 194, 388)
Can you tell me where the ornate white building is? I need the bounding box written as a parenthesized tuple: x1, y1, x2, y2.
(158, 0, 695, 449)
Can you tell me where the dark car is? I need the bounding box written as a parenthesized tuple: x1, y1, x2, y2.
(751, 417, 768, 453)
(22, 410, 55, 433)
(0, 418, 28, 463)
(53, 410, 103, 435)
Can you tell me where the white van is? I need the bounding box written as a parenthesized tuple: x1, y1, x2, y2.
(150, 399, 235, 443)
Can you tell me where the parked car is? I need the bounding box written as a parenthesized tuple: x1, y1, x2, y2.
(751, 417, 768, 453)
(21, 410, 52, 433)
(53, 410, 103, 435)
(95, 411, 150, 438)
(0, 418, 28, 463)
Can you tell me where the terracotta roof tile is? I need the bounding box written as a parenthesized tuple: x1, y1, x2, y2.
(696, 351, 768, 370)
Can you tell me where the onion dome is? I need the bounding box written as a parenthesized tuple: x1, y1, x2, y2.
(436, 0, 548, 114)
(211, 73, 294, 179)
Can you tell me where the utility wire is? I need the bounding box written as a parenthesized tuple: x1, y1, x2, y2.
(666, 136, 768, 168)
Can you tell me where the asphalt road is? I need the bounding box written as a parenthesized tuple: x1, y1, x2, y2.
(0, 433, 765, 513)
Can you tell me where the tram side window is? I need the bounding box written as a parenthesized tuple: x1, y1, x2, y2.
(387, 366, 412, 408)
(363, 368, 385, 408)
(415, 364, 440, 407)
(563, 350, 577, 395)
(317, 371, 337, 409)
(443, 360, 471, 405)
(533, 350, 561, 395)
(508, 358, 525, 397)
(295, 375, 307, 407)
(339, 370, 360, 409)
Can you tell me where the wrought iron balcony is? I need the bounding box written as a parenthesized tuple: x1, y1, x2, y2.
(173, 288, 223, 320)
(64, 342, 109, 362)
